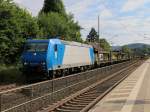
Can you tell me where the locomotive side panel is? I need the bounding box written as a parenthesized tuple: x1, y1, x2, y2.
(47, 40, 95, 70)
(62, 45, 94, 68)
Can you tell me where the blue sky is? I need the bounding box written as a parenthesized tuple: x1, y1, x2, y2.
(14, 0, 150, 45)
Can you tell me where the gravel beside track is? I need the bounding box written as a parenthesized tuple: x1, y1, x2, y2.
(0, 84, 17, 92)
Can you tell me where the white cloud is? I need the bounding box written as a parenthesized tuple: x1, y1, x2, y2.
(122, 0, 149, 12)
(64, 0, 113, 39)
(13, 0, 44, 16)
(13, 0, 150, 45)
(100, 8, 112, 18)
(99, 15, 150, 45)
(13, 0, 22, 3)
(64, 0, 92, 13)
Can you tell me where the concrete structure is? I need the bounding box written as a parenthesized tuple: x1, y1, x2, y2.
(89, 59, 150, 112)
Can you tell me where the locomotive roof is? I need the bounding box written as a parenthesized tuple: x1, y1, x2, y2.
(26, 39, 92, 48)
(61, 40, 92, 48)
(27, 39, 49, 43)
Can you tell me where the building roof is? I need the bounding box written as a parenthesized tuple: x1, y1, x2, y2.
(89, 42, 104, 53)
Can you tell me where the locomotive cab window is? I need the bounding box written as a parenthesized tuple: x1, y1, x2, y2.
(25, 43, 48, 52)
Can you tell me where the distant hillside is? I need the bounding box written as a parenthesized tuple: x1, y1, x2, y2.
(112, 43, 150, 51)
(125, 43, 150, 49)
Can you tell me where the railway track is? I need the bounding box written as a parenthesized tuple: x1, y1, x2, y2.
(0, 60, 143, 112)
(41, 61, 142, 112)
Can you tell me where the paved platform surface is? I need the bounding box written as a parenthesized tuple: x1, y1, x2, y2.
(89, 59, 150, 112)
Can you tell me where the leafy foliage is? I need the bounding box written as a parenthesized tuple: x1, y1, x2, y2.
(99, 38, 111, 51)
(142, 45, 150, 55)
(121, 45, 133, 58)
(122, 45, 132, 54)
(41, 0, 66, 15)
(38, 13, 82, 42)
(39, 0, 82, 42)
(0, 0, 39, 64)
(87, 28, 99, 42)
(122, 44, 150, 56)
(86, 28, 111, 51)
(132, 45, 150, 56)
(0, 0, 83, 65)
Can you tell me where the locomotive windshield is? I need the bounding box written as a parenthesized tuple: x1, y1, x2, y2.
(25, 43, 48, 52)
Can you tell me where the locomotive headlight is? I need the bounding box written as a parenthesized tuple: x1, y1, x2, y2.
(42, 62, 46, 65)
(24, 62, 28, 65)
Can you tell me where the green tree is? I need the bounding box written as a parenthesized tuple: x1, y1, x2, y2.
(38, 13, 82, 42)
(41, 0, 66, 16)
(143, 45, 150, 55)
(121, 45, 133, 58)
(122, 45, 132, 54)
(66, 14, 82, 42)
(87, 28, 99, 42)
(99, 38, 111, 51)
(0, 0, 39, 64)
(0, 0, 83, 65)
(39, 0, 82, 42)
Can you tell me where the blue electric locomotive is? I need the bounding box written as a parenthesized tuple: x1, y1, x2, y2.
(21, 38, 95, 78)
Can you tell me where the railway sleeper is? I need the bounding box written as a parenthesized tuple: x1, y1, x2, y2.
(83, 91, 103, 95)
(55, 108, 80, 112)
(70, 98, 92, 103)
(75, 97, 96, 101)
(59, 105, 83, 110)
(97, 85, 113, 91)
(83, 90, 100, 95)
(68, 101, 90, 105)
(77, 95, 98, 99)
(84, 90, 105, 95)
(64, 103, 86, 107)
(106, 82, 118, 86)
(80, 94, 99, 98)
(68, 102, 89, 106)
(65, 103, 87, 108)
(97, 86, 111, 90)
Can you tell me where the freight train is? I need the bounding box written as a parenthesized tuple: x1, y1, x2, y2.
(21, 38, 129, 79)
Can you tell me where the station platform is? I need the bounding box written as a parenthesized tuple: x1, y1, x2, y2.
(89, 59, 150, 112)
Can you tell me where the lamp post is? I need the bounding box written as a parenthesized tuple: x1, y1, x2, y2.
(98, 15, 100, 39)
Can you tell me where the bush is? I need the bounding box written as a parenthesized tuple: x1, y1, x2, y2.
(0, 65, 24, 84)
(0, 0, 39, 64)
(38, 12, 82, 42)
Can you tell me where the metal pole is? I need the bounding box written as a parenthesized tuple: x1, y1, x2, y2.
(110, 51, 112, 62)
(98, 15, 100, 39)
